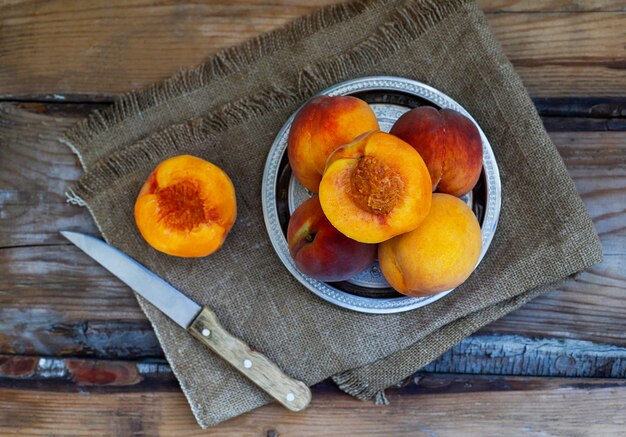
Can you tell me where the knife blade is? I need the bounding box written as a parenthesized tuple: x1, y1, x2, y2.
(60, 231, 311, 412)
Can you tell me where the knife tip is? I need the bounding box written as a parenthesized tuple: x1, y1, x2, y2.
(59, 230, 79, 240)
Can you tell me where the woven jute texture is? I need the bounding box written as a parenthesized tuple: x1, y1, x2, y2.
(62, 0, 603, 428)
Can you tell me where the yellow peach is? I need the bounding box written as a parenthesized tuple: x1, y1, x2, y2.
(378, 193, 482, 296)
(288, 95, 379, 192)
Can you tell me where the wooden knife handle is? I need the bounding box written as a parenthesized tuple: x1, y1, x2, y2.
(188, 306, 311, 412)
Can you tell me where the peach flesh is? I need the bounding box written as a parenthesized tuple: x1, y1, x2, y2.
(319, 131, 432, 244)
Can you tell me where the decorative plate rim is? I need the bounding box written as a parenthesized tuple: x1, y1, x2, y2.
(261, 76, 501, 314)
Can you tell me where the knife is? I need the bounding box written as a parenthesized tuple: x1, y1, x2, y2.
(60, 231, 311, 412)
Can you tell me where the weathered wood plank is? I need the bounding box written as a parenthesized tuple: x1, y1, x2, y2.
(4, 351, 624, 393)
(0, 103, 98, 247)
(478, 255, 626, 342)
(541, 116, 626, 131)
(0, 245, 159, 358)
(547, 131, 626, 256)
(488, 12, 626, 97)
(0, 355, 175, 389)
(0, 2, 624, 99)
(0, 0, 341, 100)
(1, 244, 624, 357)
(533, 97, 626, 118)
(2, 334, 624, 390)
(0, 375, 625, 436)
(422, 335, 626, 377)
(480, 0, 626, 13)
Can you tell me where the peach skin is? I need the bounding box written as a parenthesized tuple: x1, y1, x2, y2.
(319, 131, 432, 244)
(378, 193, 482, 296)
(287, 196, 376, 282)
(288, 95, 379, 192)
(390, 107, 483, 197)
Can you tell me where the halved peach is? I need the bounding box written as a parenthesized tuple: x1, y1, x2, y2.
(318, 131, 432, 244)
(288, 95, 380, 192)
(134, 155, 236, 258)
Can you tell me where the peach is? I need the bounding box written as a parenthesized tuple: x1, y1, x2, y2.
(390, 107, 483, 197)
(288, 95, 380, 192)
(287, 196, 376, 282)
(378, 193, 482, 296)
(319, 131, 432, 244)
(134, 155, 237, 258)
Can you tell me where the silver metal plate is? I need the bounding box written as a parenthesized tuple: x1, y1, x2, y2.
(60, 231, 202, 328)
(262, 76, 501, 314)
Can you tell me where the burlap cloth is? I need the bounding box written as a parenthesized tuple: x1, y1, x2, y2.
(62, 0, 603, 428)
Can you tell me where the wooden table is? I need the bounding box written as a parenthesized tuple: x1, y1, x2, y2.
(1, 1, 625, 435)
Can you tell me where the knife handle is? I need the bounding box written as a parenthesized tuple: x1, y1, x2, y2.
(188, 306, 311, 412)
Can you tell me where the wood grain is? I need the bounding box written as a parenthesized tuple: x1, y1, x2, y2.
(1, 375, 625, 436)
(1, 244, 624, 357)
(0, 1, 624, 99)
(558, 131, 626, 256)
(0, 1, 624, 433)
(533, 97, 626, 118)
(0, 103, 98, 247)
(479, 254, 626, 342)
(488, 12, 626, 97)
(4, 329, 625, 387)
(480, 0, 626, 12)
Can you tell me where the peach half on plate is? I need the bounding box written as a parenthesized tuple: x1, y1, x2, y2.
(318, 130, 432, 244)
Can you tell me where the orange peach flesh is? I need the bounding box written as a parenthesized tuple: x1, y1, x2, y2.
(134, 155, 236, 258)
(319, 131, 432, 244)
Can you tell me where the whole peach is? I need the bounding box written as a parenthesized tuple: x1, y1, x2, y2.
(390, 107, 483, 197)
(288, 95, 379, 193)
(287, 196, 376, 282)
(378, 193, 482, 296)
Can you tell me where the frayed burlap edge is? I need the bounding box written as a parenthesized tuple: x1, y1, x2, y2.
(65, 0, 471, 207)
(66, 86, 300, 203)
(60, 1, 370, 166)
(61, 0, 471, 173)
(332, 279, 566, 402)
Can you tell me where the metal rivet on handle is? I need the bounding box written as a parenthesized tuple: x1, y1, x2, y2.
(201, 329, 211, 337)
(243, 359, 252, 369)
(286, 392, 295, 402)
